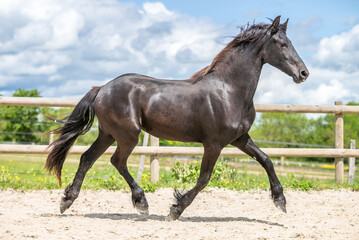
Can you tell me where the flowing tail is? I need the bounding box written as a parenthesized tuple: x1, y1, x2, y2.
(45, 87, 101, 186)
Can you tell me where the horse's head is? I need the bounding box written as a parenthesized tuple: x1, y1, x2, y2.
(261, 16, 309, 83)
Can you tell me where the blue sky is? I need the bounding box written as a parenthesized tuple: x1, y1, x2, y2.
(0, 0, 359, 105)
(132, 0, 358, 33)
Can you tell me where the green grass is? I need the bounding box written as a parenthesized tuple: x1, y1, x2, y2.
(1, 155, 358, 192)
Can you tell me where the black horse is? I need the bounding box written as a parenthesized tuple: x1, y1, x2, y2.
(46, 16, 308, 220)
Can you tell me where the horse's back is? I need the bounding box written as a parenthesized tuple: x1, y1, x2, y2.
(94, 74, 210, 141)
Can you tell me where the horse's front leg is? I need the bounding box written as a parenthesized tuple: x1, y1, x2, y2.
(167, 144, 221, 220)
(231, 133, 287, 213)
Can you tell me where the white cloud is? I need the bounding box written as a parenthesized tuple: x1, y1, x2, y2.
(314, 24, 359, 72)
(0, 0, 226, 97)
(309, 79, 349, 104)
(142, 2, 174, 19)
(256, 63, 359, 105)
(13, 22, 53, 48)
(0, 51, 70, 75)
(44, 8, 84, 50)
(1, 0, 359, 108)
(289, 16, 323, 52)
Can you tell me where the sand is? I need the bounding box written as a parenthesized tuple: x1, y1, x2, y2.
(0, 188, 358, 240)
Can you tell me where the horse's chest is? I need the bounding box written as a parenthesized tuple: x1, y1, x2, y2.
(221, 107, 255, 138)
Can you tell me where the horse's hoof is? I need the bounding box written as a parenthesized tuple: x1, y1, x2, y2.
(59, 197, 72, 214)
(274, 201, 287, 213)
(166, 209, 180, 221)
(60, 203, 68, 214)
(165, 214, 174, 221)
(135, 205, 149, 215)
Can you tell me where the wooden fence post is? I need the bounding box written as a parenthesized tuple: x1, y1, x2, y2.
(150, 135, 160, 183)
(348, 139, 356, 185)
(334, 101, 344, 184)
(280, 156, 285, 166)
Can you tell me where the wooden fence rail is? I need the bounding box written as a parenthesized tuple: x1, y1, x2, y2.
(2, 144, 359, 158)
(1, 97, 359, 183)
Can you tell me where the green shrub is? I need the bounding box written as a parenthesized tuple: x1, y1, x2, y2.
(141, 181, 156, 193)
(171, 160, 238, 184)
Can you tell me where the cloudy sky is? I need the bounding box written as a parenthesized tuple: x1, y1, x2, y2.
(0, 0, 359, 105)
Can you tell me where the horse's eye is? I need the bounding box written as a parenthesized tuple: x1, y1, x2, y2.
(281, 43, 287, 48)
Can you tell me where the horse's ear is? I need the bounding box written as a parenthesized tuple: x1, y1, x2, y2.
(282, 18, 289, 33)
(270, 15, 281, 34)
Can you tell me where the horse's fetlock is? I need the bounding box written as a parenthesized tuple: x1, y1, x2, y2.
(170, 205, 183, 217)
(132, 188, 147, 208)
(132, 188, 145, 197)
(272, 185, 283, 194)
(63, 185, 79, 200)
(270, 184, 284, 201)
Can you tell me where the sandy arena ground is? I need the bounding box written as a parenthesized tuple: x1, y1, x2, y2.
(0, 188, 358, 240)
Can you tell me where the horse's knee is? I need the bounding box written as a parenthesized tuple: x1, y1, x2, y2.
(257, 155, 275, 170)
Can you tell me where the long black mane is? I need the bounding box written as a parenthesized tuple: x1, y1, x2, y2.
(189, 20, 290, 83)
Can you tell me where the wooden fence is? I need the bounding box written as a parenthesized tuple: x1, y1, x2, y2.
(1, 96, 358, 184)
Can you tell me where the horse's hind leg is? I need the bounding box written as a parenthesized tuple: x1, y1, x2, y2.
(60, 130, 114, 213)
(110, 133, 149, 215)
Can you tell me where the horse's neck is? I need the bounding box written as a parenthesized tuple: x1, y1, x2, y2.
(218, 50, 264, 102)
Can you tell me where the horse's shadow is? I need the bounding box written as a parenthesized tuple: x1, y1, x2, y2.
(83, 213, 284, 227)
(41, 212, 283, 227)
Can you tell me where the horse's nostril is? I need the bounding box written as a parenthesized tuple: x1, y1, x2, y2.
(300, 70, 308, 78)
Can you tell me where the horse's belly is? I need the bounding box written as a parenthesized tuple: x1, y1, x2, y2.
(141, 123, 200, 143)
(141, 112, 201, 142)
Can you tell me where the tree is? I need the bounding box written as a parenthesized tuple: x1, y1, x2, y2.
(0, 89, 42, 143)
(250, 102, 359, 163)
(308, 114, 334, 147)
(343, 101, 359, 148)
(250, 113, 312, 148)
(308, 101, 359, 149)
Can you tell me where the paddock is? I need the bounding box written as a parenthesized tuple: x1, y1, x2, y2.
(1, 98, 359, 239)
(0, 188, 358, 240)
